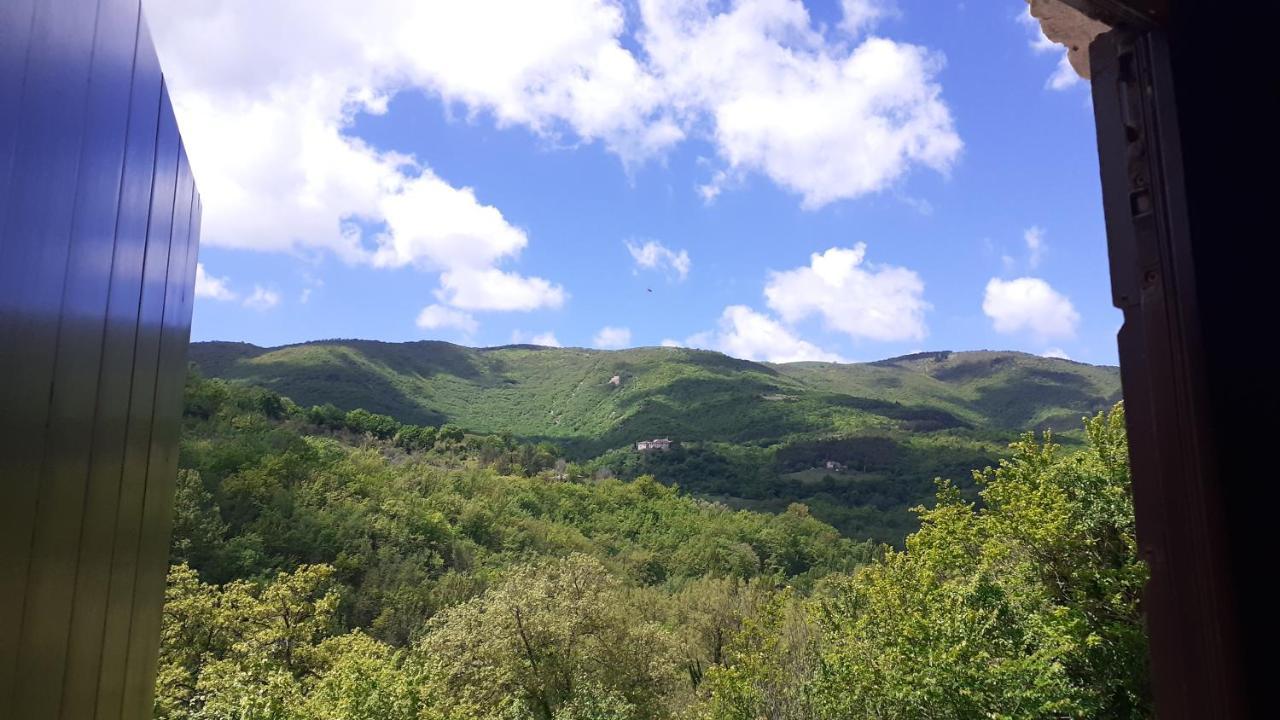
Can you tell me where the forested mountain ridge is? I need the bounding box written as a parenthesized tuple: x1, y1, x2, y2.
(188, 341, 1121, 544)
(189, 341, 1120, 449)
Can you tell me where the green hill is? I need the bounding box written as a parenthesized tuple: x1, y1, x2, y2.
(163, 366, 1145, 720)
(188, 340, 1121, 544)
(189, 342, 1119, 445)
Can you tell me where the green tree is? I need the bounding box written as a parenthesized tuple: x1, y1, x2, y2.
(436, 423, 464, 445)
(156, 564, 346, 719)
(672, 576, 773, 691)
(810, 405, 1148, 719)
(699, 589, 816, 720)
(344, 409, 400, 439)
(307, 403, 346, 429)
(417, 554, 683, 720)
(298, 633, 424, 720)
(392, 424, 437, 452)
(169, 470, 229, 571)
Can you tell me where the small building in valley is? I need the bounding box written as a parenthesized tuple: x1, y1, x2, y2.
(637, 438, 673, 452)
(824, 460, 848, 472)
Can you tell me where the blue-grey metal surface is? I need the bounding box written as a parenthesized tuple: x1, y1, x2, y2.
(0, 1, 201, 717)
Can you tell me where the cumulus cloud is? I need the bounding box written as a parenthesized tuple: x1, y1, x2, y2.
(689, 306, 842, 363)
(671, 241, 924, 363)
(764, 243, 929, 342)
(242, 286, 281, 311)
(435, 268, 567, 312)
(369, 172, 531, 272)
(416, 304, 479, 334)
(626, 240, 691, 280)
(1041, 347, 1071, 360)
(645, 0, 961, 207)
(146, 0, 578, 321)
(146, 0, 962, 272)
(592, 326, 632, 349)
(194, 263, 237, 301)
(982, 277, 1080, 340)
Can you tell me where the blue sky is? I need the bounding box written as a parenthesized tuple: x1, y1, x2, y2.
(151, 0, 1118, 364)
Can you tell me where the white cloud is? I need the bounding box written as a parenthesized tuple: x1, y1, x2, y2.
(435, 268, 567, 312)
(694, 306, 842, 363)
(243, 286, 281, 311)
(983, 277, 1080, 340)
(670, 242, 922, 363)
(592, 326, 632, 349)
(146, 0, 962, 273)
(764, 243, 929, 342)
(194, 263, 237, 301)
(1018, 5, 1081, 91)
(146, 0, 576, 319)
(530, 332, 561, 347)
(399, 0, 680, 164)
(144, 0, 670, 265)
(660, 338, 683, 348)
(416, 304, 479, 334)
(989, 226, 1048, 273)
(684, 330, 715, 349)
(626, 240, 691, 280)
(839, 0, 894, 37)
(511, 330, 562, 347)
(369, 171, 531, 272)
(1042, 347, 1071, 360)
(645, 0, 961, 207)
(1024, 226, 1046, 269)
(1045, 53, 1080, 91)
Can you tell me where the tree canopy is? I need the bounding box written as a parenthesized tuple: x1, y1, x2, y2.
(157, 371, 1148, 719)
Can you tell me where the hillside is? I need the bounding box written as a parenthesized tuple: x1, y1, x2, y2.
(189, 341, 1120, 447)
(162, 371, 1146, 720)
(163, 372, 871, 718)
(188, 341, 1121, 544)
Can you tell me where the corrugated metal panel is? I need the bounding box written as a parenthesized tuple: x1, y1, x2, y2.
(0, 1, 201, 717)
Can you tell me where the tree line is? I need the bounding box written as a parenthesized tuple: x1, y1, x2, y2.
(158, 371, 1149, 718)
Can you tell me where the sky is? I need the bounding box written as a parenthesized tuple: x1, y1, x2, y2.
(147, 0, 1120, 365)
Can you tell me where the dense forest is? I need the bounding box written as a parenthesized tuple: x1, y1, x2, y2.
(157, 370, 1148, 719)
(188, 341, 1122, 545)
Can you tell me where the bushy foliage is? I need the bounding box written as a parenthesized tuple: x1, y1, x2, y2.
(155, 563, 422, 720)
(161, 371, 1147, 719)
(418, 554, 682, 720)
(160, 372, 870, 717)
(699, 405, 1150, 720)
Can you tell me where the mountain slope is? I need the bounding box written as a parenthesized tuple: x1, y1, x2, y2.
(187, 340, 1121, 544)
(188, 341, 1120, 451)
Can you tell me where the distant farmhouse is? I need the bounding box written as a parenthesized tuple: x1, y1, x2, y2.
(824, 460, 848, 472)
(636, 438, 673, 452)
